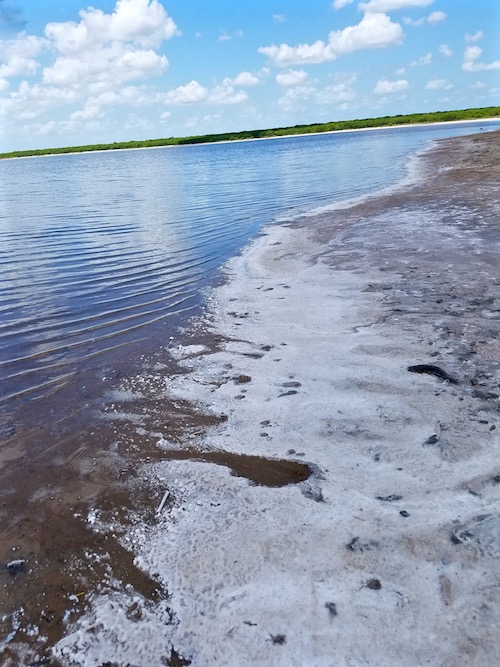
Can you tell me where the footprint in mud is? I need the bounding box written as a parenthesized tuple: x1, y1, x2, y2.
(278, 381, 301, 397)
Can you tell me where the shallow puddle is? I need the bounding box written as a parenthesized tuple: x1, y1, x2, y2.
(158, 448, 313, 487)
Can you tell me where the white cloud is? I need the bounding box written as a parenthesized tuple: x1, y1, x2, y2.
(425, 78, 453, 90)
(395, 67, 406, 75)
(465, 30, 484, 43)
(164, 80, 209, 104)
(45, 0, 179, 54)
(316, 82, 355, 104)
(374, 78, 409, 94)
(359, 0, 433, 12)
(0, 34, 46, 78)
(463, 45, 500, 72)
(333, 0, 354, 8)
(259, 40, 335, 66)
(276, 69, 308, 86)
(403, 17, 425, 26)
(218, 29, 243, 42)
(209, 84, 247, 105)
(411, 52, 432, 66)
(329, 11, 403, 52)
(439, 44, 452, 57)
(272, 14, 286, 23)
(227, 71, 260, 86)
(163, 79, 248, 106)
(0, 78, 10, 92)
(404, 10, 446, 26)
(0, 81, 78, 120)
(43, 46, 168, 87)
(259, 12, 403, 66)
(427, 10, 446, 23)
(278, 85, 316, 110)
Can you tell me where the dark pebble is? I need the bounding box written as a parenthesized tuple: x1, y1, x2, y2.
(366, 578, 382, 590)
(270, 634, 286, 645)
(325, 602, 337, 617)
(400, 510, 410, 517)
(234, 375, 251, 384)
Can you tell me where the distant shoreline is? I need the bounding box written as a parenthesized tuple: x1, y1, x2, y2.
(1, 108, 499, 161)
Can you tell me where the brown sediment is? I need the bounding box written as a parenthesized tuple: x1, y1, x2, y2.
(0, 332, 311, 663)
(157, 448, 312, 487)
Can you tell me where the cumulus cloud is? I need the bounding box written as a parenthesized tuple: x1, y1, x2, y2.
(439, 44, 452, 57)
(332, 0, 354, 8)
(45, 0, 178, 54)
(0, 80, 78, 120)
(316, 82, 355, 104)
(404, 10, 444, 26)
(41, 0, 176, 88)
(0, 0, 180, 128)
(163, 79, 248, 106)
(374, 77, 409, 94)
(226, 71, 260, 86)
(43, 46, 168, 87)
(275, 69, 308, 86)
(463, 45, 500, 72)
(411, 52, 432, 66)
(359, 0, 433, 12)
(259, 12, 403, 66)
(278, 85, 316, 110)
(425, 78, 453, 90)
(465, 30, 484, 43)
(403, 17, 425, 26)
(0, 33, 46, 78)
(427, 10, 446, 23)
(163, 80, 209, 104)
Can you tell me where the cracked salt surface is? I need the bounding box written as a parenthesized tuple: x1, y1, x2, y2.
(53, 133, 500, 666)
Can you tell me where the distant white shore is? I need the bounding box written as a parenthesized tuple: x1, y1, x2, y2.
(3, 116, 499, 161)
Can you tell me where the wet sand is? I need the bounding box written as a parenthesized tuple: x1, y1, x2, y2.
(2, 130, 500, 665)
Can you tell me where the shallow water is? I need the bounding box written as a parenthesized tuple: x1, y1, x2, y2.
(0, 121, 498, 426)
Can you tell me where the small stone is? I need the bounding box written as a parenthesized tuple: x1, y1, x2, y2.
(400, 510, 410, 517)
(325, 602, 337, 617)
(270, 634, 286, 645)
(366, 578, 382, 590)
(234, 375, 251, 384)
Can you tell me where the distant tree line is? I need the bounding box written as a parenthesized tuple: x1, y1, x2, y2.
(1, 106, 499, 160)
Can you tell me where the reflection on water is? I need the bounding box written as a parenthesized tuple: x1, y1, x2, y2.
(0, 122, 498, 417)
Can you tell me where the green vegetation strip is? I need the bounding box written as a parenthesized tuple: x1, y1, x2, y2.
(1, 106, 499, 160)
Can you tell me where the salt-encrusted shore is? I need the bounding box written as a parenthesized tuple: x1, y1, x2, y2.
(53, 131, 500, 666)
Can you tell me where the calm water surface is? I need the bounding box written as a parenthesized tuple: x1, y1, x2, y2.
(0, 122, 498, 431)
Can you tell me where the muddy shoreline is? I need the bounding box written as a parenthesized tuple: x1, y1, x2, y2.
(2, 130, 500, 666)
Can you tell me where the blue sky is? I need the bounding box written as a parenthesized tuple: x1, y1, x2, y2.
(0, 0, 499, 151)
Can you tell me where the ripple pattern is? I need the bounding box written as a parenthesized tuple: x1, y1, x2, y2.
(0, 122, 497, 408)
